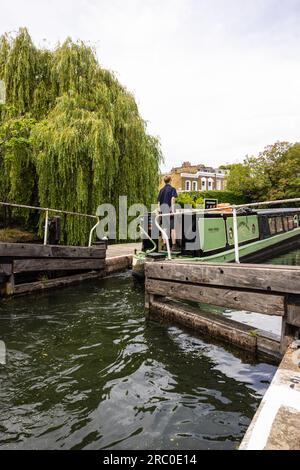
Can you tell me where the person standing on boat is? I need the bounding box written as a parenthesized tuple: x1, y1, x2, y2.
(157, 175, 178, 251)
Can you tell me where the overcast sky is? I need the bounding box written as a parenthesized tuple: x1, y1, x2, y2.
(1, 0, 300, 170)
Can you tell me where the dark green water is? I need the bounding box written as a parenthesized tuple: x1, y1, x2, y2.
(262, 247, 300, 266)
(0, 273, 277, 450)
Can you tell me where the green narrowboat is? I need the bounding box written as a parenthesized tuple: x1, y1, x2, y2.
(132, 207, 300, 278)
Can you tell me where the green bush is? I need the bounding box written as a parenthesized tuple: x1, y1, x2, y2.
(176, 190, 247, 208)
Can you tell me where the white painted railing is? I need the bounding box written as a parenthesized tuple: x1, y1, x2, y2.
(155, 198, 300, 262)
(0, 201, 99, 247)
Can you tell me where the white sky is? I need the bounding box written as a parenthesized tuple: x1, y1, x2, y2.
(1, 0, 300, 170)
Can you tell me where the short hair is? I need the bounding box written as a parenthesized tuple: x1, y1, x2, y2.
(164, 175, 172, 184)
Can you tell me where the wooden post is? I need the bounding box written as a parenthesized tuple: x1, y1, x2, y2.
(145, 291, 150, 310)
(5, 274, 15, 296)
(280, 299, 299, 354)
(145, 292, 155, 309)
(145, 292, 155, 320)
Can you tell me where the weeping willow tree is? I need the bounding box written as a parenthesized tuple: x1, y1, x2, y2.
(0, 28, 161, 244)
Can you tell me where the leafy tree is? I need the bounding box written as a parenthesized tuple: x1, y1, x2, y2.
(272, 143, 300, 199)
(225, 141, 300, 202)
(0, 105, 37, 225)
(225, 163, 256, 199)
(0, 28, 161, 244)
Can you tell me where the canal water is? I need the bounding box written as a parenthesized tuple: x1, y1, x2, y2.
(0, 249, 299, 450)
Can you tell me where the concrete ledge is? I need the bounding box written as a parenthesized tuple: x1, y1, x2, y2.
(240, 344, 300, 450)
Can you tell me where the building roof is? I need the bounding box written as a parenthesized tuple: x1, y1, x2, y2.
(169, 162, 224, 174)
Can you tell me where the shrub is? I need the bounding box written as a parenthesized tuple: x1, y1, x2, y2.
(176, 190, 247, 208)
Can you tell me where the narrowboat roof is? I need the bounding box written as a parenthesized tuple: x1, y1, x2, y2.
(256, 208, 300, 215)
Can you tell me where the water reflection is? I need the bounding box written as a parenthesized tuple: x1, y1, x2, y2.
(0, 274, 276, 450)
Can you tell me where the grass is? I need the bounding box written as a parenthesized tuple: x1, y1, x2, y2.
(0, 228, 40, 243)
(38, 274, 49, 284)
(248, 330, 259, 338)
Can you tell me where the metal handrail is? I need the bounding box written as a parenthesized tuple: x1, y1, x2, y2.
(0, 201, 98, 247)
(139, 224, 157, 254)
(155, 198, 300, 262)
(88, 218, 100, 248)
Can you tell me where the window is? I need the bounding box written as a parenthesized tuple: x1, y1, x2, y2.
(192, 181, 198, 191)
(269, 218, 276, 235)
(201, 178, 207, 190)
(185, 180, 191, 191)
(208, 178, 214, 190)
(276, 217, 283, 233)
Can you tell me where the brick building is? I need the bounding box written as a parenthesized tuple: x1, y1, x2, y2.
(160, 162, 226, 192)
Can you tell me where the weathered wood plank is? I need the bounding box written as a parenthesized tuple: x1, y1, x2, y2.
(0, 243, 106, 259)
(13, 258, 105, 273)
(150, 299, 258, 353)
(0, 263, 12, 275)
(105, 255, 133, 274)
(146, 278, 285, 316)
(146, 261, 300, 295)
(14, 271, 105, 296)
(150, 299, 281, 359)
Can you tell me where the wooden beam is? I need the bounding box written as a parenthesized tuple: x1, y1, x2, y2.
(13, 258, 105, 273)
(0, 243, 106, 259)
(150, 299, 281, 359)
(14, 271, 105, 296)
(146, 261, 300, 295)
(146, 278, 285, 316)
(150, 299, 258, 353)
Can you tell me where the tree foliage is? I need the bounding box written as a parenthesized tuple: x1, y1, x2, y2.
(226, 141, 300, 202)
(0, 28, 161, 244)
(225, 163, 256, 199)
